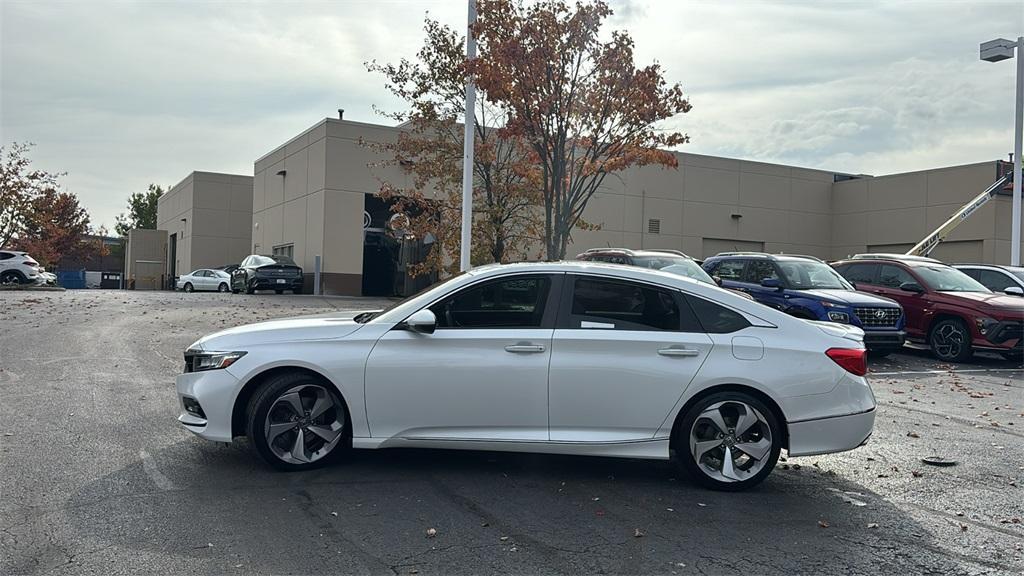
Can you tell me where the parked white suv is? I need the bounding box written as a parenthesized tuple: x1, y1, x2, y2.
(176, 262, 876, 490)
(0, 250, 42, 286)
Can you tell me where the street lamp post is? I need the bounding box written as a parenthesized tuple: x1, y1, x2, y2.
(459, 0, 477, 272)
(981, 37, 1024, 266)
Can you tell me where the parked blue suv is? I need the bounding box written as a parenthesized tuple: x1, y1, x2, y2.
(702, 253, 906, 354)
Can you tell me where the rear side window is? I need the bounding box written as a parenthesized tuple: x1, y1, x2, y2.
(585, 254, 629, 265)
(713, 260, 746, 281)
(684, 295, 751, 334)
(878, 264, 915, 288)
(567, 277, 699, 332)
(0, 252, 13, 260)
(837, 263, 877, 285)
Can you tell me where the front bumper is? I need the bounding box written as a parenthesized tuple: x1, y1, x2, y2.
(862, 330, 906, 350)
(175, 368, 241, 442)
(788, 408, 875, 457)
(981, 320, 1023, 349)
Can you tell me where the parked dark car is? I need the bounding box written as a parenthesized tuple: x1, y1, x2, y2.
(231, 255, 303, 294)
(832, 254, 1023, 362)
(702, 252, 907, 355)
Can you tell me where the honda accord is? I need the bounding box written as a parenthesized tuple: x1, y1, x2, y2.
(176, 262, 876, 490)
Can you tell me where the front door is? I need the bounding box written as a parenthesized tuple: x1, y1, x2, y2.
(364, 274, 561, 441)
(548, 275, 713, 442)
(868, 264, 928, 338)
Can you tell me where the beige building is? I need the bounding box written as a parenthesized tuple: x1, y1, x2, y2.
(249, 117, 1022, 296)
(123, 228, 167, 290)
(156, 171, 254, 281)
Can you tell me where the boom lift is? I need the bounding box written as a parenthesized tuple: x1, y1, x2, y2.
(906, 172, 1014, 257)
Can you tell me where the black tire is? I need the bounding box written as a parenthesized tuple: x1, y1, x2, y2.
(275, 289, 284, 294)
(183, 282, 194, 293)
(232, 287, 240, 294)
(674, 391, 782, 491)
(246, 372, 349, 472)
(0, 270, 25, 286)
(218, 283, 229, 293)
(929, 318, 973, 363)
(868, 349, 892, 358)
(245, 282, 255, 295)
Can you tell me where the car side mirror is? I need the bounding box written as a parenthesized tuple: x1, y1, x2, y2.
(403, 309, 437, 334)
(899, 282, 924, 293)
(760, 277, 782, 290)
(713, 275, 723, 287)
(1004, 286, 1024, 296)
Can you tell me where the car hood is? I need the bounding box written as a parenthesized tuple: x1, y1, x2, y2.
(800, 289, 899, 307)
(191, 313, 367, 350)
(939, 291, 1024, 313)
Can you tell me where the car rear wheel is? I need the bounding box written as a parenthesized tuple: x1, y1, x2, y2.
(0, 270, 24, 286)
(183, 282, 194, 293)
(929, 318, 973, 363)
(675, 392, 781, 491)
(218, 282, 229, 292)
(246, 372, 348, 471)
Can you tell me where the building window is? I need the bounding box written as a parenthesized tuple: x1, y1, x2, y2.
(272, 244, 294, 259)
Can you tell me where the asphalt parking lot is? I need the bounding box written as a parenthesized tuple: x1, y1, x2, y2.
(0, 289, 1021, 575)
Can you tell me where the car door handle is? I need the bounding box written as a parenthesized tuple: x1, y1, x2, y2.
(658, 347, 700, 357)
(504, 344, 545, 353)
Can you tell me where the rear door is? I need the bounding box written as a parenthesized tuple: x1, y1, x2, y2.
(547, 274, 713, 442)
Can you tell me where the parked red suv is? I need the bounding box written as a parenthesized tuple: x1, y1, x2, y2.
(832, 254, 1023, 363)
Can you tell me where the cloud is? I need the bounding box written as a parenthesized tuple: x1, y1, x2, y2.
(2, 0, 1022, 229)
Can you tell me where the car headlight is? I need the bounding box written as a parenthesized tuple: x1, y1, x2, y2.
(828, 311, 850, 323)
(975, 317, 998, 336)
(184, 350, 246, 373)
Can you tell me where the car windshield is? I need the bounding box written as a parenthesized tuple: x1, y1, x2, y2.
(915, 265, 991, 292)
(776, 260, 851, 290)
(659, 261, 715, 285)
(1008, 268, 1024, 282)
(354, 273, 466, 323)
(252, 255, 295, 266)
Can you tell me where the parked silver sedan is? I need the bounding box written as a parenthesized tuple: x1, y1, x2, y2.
(176, 269, 231, 293)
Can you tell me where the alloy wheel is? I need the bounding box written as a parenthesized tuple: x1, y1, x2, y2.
(0, 272, 20, 286)
(689, 400, 773, 483)
(264, 384, 345, 465)
(932, 323, 965, 360)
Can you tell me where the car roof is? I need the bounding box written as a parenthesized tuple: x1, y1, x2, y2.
(706, 252, 824, 263)
(954, 263, 1024, 272)
(578, 248, 694, 259)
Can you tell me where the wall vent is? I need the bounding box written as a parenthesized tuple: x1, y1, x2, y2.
(648, 218, 661, 234)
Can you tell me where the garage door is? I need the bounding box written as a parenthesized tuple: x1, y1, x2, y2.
(867, 240, 983, 263)
(702, 238, 764, 259)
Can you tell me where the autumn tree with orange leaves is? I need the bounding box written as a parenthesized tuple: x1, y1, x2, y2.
(367, 18, 542, 276)
(472, 0, 691, 259)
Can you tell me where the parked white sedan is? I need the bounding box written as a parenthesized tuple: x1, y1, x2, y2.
(176, 269, 231, 293)
(176, 262, 876, 490)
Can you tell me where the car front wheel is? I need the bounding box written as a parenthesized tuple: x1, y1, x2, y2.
(675, 392, 781, 491)
(218, 283, 229, 292)
(246, 372, 348, 471)
(929, 318, 973, 362)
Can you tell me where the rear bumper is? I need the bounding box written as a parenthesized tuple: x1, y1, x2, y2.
(787, 408, 875, 457)
(251, 278, 304, 291)
(862, 330, 906, 350)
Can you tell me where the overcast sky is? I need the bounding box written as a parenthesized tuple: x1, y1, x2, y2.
(2, 0, 1023, 230)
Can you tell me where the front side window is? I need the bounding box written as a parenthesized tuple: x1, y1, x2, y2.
(430, 276, 551, 328)
(776, 260, 850, 289)
(568, 277, 697, 331)
(979, 270, 1015, 292)
(878, 265, 916, 289)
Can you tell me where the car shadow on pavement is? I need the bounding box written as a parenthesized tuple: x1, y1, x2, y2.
(43, 438, 1011, 576)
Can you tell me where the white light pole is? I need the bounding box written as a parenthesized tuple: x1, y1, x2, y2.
(459, 0, 477, 272)
(981, 37, 1024, 266)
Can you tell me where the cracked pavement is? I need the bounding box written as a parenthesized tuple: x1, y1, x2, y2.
(1, 289, 1022, 575)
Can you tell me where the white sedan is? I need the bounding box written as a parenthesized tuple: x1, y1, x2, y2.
(176, 269, 231, 293)
(176, 262, 876, 490)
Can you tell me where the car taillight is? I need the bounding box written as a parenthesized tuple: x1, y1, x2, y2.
(25, 259, 38, 266)
(826, 347, 867, 376)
